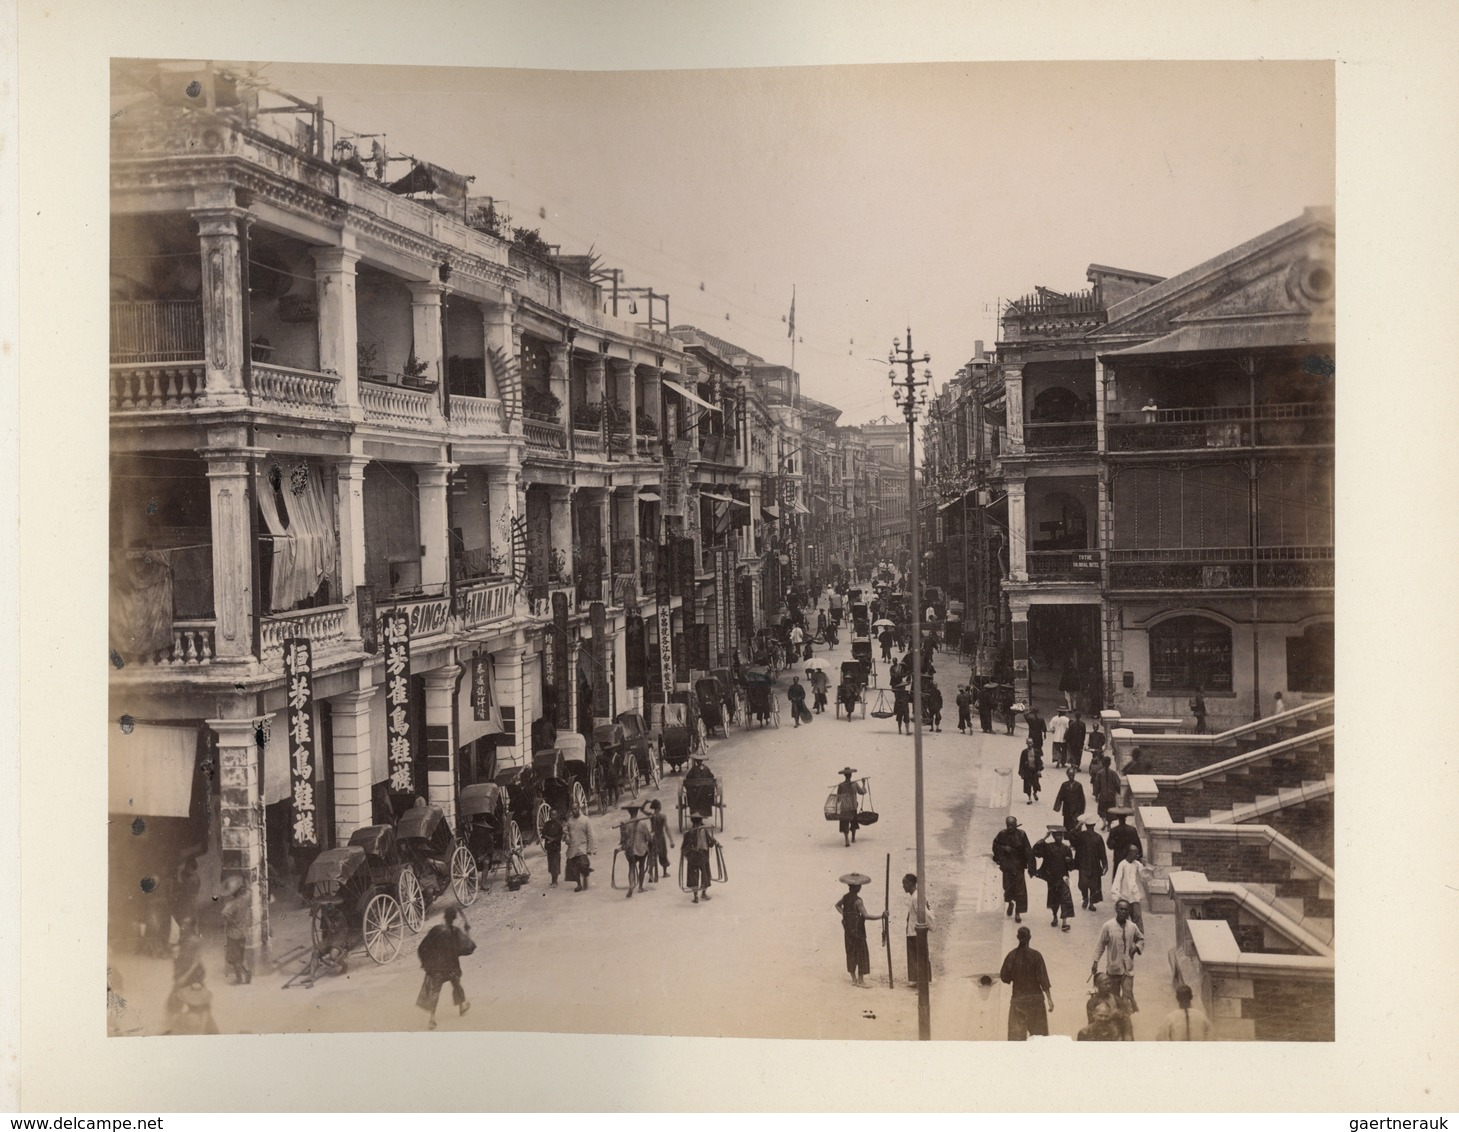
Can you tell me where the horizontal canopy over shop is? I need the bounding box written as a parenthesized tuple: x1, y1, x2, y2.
(1100, 319, 1327, 359)
(760, 503, 779, 519)
(637, 491, 661, 502)
(661, 379, 721, 413)
(699, 491, 745, 505)
(792, 500, 811, 514)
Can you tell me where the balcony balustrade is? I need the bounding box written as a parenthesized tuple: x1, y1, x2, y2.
(110, 363, 207, 411)
(359, 380, 436, 426)
(136, 620, 217, 667)
(573, 428, 605, 457)
(447, 395, 506, 436)
(251, 363, 342, 417)
(1107, 546, 1333, 590)
(1108, 403, 1334, 452)
(524, 418, 567, 452)
(1026, 549, 1102, 580)
(260, 603, 350, 660)
(635, 435, 662, 459)
(1023, 420, 1097, 451)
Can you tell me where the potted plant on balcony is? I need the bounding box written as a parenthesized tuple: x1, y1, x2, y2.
(357, 340, 385, 382)
(401, 351, 435, 391)
(635, 408, 658, 436)
(548, 547, 569, 584)
(604, 400, 632, 436)
(522, 385, 562, 422)
(573, 401, 605, 431)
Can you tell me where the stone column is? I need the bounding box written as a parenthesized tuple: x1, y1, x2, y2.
(203, 447, 259, 661)
(333, 455, 371, 644)
(586, 355, 606, 407)
(1003, 366, 1025, 453)
(1007, 479, 1028, 582)
(415, 462, 454, 592)
(407, 281, 446, 387)
(1009, 595, 1031, 707)
(311, 246, 362, 418)
(619, 360, 639, 449)
(493, 637, 527, 765)
(421, 665, 461, 826)
(192, 207, 250, 405)
(567, 640, 583, 731)
(547, 484, 575, 583)
(327, 687, 377, 841)
(548, 341, 571, 425)
(485, 465, 519, 573)
(209, 715, 267, 961)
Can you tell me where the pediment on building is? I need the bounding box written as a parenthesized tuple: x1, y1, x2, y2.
(1097, 211, 1334, 346)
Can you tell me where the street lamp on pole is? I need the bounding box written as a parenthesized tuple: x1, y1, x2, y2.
(888, 328, 932, 1041)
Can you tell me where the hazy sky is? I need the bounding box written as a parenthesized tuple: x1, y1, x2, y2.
(259, 60, 1333, 423)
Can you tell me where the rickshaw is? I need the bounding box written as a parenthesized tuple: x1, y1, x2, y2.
(494, 764, 545, 842)
(654, 700, 703, 777)
(741, 665, 779, 728)
(850, 637, 876, 686)
(453, 781, 529, 903)
(695, 675, 729, 738)
(836, 659, 868, 718)
(850, 601, 871, 638)
(615, 711, 661, 790)
(533, 745, 595, 819)
(297, 844, 408, 975)
(395, 800, 462, 926)
(347, 824, 427, 935)
(710, 667, 743, 726)
(678, 760, 726, 832)
(593, 718, 633, 806)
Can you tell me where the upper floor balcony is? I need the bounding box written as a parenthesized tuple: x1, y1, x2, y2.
(1107, 545, 1334, 591)
(1023, 419, 1096, 452)
(1107, 402, 1334, 453)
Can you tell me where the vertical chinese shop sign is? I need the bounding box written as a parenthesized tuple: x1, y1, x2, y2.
(384, 612, 414, 794)
(284, 637, 317, 847)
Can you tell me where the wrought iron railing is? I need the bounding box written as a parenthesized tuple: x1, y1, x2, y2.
(1023, 420, 1097, 450)
(1026, 550, 1101, 579)
(110, 300, 204, 363)
(1107, 546, 1333, 589)
(1108, 403, 1334, 451)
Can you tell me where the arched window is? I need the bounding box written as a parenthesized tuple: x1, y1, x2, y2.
(1286, 622, 1334, 693)
(1149, 616, 1232, 692)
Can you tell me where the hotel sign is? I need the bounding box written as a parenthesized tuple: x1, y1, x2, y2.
(381, 596, 451, 639)
(455, 579, 514, 629)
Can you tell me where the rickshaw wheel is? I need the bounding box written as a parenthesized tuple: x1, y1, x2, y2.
(450, 845, 480, 907)
(535, 801, 552, 844)
(508, 819, 524, 855)
(362, 893, 404, 964)
(646, 755, 661, 790)
(571, 780, 588, 814)
(398, 868, 426, 934)
(676, 791, 687, 833)
(623, 763, 639, 799)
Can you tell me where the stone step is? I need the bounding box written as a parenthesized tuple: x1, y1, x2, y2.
(1304, 916, 1335, 945)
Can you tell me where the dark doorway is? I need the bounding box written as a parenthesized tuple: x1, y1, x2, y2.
(1028, 604, 1103, 714)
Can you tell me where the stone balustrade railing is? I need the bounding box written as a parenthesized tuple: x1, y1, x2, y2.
(252, 363, 342, 416)
(361, 382, 435, 426)
(448, 395, 505, 435)
(524, 418, 567, 451)
(260, 603, 350, 659)
(110, 364, 207, 412)
(141, 620, 216, 667)
(573, 429, 605, 456)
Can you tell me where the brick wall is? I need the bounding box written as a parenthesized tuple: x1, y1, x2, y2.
(1251, 977, 1334, 1041)
(1155, 743, 1333, 821)
(1245, 799, 1334, 866)
(1166, 841, 1332, 922)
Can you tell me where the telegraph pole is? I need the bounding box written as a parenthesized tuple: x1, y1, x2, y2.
(888, 328, 932, 1041)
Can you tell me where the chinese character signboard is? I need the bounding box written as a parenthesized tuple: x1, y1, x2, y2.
(356, 586, 378, 654)
(590, 601, 610, 717)
(725, 552, 739, 662)
(384, 612, 414, 794)
(657, 602, 673, 701)
(471, 654, 492, 722)
(714, 546, 729, 665)
(283, 637, 317, 847)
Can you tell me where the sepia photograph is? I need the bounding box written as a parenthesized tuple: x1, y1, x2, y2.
(103, 55, 1336, 1044)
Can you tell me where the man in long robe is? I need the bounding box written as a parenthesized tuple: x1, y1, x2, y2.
(991, 816, 1033, 922)
(1073, 817, 1109, 911)
(1052, 766, 1087, 832)
(1033, 826, 1076, 931)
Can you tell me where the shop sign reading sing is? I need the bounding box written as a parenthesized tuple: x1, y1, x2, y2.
(283, 637, 317, 847)
(384, 612, 414, 793)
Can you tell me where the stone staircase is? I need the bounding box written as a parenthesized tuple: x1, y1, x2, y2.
(1122, 698, 1336, 1038)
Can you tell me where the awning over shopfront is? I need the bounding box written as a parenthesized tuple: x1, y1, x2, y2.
(637, 491, 661, 502)
(109, 723, 197, 817)
(662, 379, 721, 413)
(792, 500, 811, 514)
(760, 503, 780, 519)
(1100, 319, 1325, 359)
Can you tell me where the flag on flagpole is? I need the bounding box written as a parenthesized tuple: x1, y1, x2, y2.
(787, 287, 795, 339)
